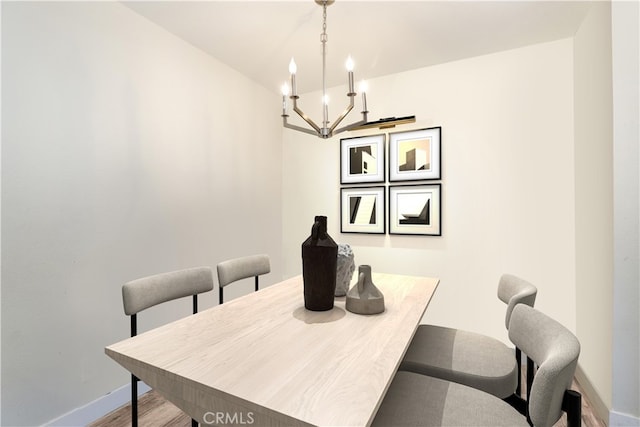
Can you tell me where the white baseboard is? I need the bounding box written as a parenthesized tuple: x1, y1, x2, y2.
(573, 365, 640, 427)
(44, 382, 150, 427)
(610, 411, 640, 427)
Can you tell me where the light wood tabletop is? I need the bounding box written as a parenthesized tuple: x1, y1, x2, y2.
(106, 273, 439, 426)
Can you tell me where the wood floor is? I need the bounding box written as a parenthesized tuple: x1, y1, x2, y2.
(88, 389, 191, 427)
(90, 375, 606, 427)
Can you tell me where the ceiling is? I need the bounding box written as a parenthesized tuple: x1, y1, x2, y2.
(122, 0, 592, 94)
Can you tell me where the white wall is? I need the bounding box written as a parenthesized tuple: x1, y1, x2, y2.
(573, 0, 614, 415)
(1, 2, 283, 425)
(283, 39, 576, 344)
(611, 0, 640, 423)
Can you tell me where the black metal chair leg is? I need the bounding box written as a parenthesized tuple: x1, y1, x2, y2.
(525, 357, 535, 425)
(504, 393, 527, 416)
(132, 374, 138, 427)
(526, 356, 534, 403)
(562, 390, 582, 427)
(130, 314, 139, 427)
(515, 347, 522, 396)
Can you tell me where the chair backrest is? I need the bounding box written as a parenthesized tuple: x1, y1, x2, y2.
(497, 274, 537, 329)
(217, 254, 270, 289)
(508, 305, 580, 427)
(122, 266, 214, 316)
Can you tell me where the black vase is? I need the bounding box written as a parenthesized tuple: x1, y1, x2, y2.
(302, 216, 338, 311)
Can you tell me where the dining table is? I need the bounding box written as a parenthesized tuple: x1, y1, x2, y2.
(106, 272, 439, 426)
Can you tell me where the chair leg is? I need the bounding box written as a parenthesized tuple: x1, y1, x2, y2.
(219, 287, 224, 305)
(525, 357, 535, 426)
(515, 347, 522, 396)
(130, 314, 138, 427)
(132, 374, 138, 427)
(526, 357, 535, 403)
(505, 347, 528, 415)
(255, 276, 259, 293)
(562, 390, 582, 427)
(504, 394, 527, 416)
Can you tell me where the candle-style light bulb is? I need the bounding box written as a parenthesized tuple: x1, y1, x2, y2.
(346, 56, 355, 94)
(359, 80, 368, 113)
(346, 56, 354, 72)
(323, 94, 329, 127)
(289, 58, 297, 96)
(281, 83, 289, 115)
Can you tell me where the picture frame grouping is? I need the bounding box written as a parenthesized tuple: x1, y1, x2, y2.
(339, 127, 442, 236)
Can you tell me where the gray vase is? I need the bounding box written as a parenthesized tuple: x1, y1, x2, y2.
(335, 244, 355, 297)
(346, 265, 385, 315)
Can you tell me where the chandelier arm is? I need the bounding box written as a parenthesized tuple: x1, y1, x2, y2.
(327, 96, 356, 135)
(332, 114, 369, 135)
(292, 99, 323, 134)
(282, 117, 323, 136)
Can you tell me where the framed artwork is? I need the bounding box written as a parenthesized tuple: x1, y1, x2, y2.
(389, 184, 441, 236)
(340, 186, 386, 234)
(340, 134, 385, 184)
(389, 127, 441, 181)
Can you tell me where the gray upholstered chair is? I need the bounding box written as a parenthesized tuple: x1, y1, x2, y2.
(216, 254, 270, 304)
(122, 266, 214, 427)
(373, 304, 582, 427)
(400, 274, 537, 405)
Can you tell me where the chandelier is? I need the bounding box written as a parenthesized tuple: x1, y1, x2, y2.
(280, 0, 368, 139)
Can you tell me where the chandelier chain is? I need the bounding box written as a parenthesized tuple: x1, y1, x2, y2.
(322, 2, 327, 39)
(321, 1, 328, 126)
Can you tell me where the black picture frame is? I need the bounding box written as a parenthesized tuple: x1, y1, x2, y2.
(389, 127, 441, 182)
(340, 186, 386, 234)
(340, 134, 386, 184)
(389, 184, 441, 236)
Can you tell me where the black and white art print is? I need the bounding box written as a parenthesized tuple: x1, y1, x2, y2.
(340, 186, 385, 234)
(389, 184, 441, 235)
(340, 134, 385, 184)
(389, 127, 441, 182)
